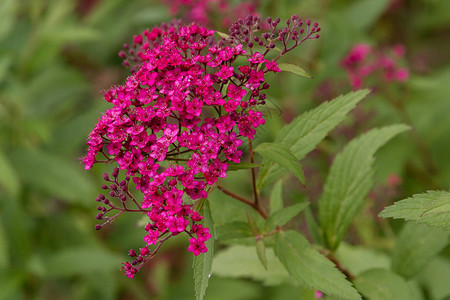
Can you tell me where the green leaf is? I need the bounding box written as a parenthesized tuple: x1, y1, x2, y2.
(0, 219, 8, 270)
(264, 203, 308, 232)
(215, 222, 253, 241)
(255, 142, 305, 184)
(9, 148, 95, 205)
(318, 125, 410, 250)
(246, 209, 260, 236)
(0, 56, 12, 84)
(391, 222, 449, 279)
(42, 26, 99, 43)
(216, 31, 230, 39)
(256, 240, 268, 270)
(278, 63, 312, 78)
(304, 205, 323, 245)
(45, 247, 124, 277)
(212, 245, 293, 286)
(0, 150, 19, 196)
(380, 190, 450, 229)
(193, 200, 215, 300)
(418, 257, 450, 300)
(258, 90, 370, 189)
(354, 269, 414, 300)
(344, 0, 391, 31)
(0, 273, 23, 300)
(335, 243, 390, 276)
(269, 179, 284, 214)
(0, 0, 17, 42)
(274, 231, 360, 299)
(227, 162, 260, 171)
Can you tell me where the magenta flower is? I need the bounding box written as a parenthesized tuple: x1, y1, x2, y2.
(341, 43, 410, 89)
(84, 15, 320, 278)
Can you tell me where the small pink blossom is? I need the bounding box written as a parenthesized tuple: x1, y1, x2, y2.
(341, 43, 409, 89)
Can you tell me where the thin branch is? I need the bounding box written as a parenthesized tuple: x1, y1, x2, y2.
(165, 157, 189, 162)
(217, 184, 268, 219)
(216, 184, 254, 206)
(247, 138, 260, 206)
(326, 253, 355, 281)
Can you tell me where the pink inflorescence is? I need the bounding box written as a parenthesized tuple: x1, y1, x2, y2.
(341, 43, 409, 89)
(84, 16, 319, 278)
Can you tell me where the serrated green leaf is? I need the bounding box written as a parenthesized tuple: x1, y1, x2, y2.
(255, 142, 305, 184)
(215, 222, 253, 241)
(269, 179, 284, 214)
(258, 90, 370, 190)
(227, 162, 260, 171)
(391, 222, 449, 279)
(193, 200, 215, 300)
(354, 269, 414, 300)
(304, 205, 323, 245)
(380, 190, 450, 229)
(264, 203, 308, 232)
(212, 245, 293, 286)
(274, 231, 361, 300)
(319, 125, 410, 250)
(256, 240, 268, 270)
(278, 63, 312, 78)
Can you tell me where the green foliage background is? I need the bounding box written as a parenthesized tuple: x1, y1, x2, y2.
(0, 0, 449, 299)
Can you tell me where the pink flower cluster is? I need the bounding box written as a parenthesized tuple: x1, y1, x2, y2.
(162, 0, 258, 26)
(85, 22, 280, 278)
(85, 15, 319, 278)
(341, 43, 409, 89)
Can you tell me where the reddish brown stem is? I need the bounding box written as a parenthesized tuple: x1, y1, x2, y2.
(247, 139, 260, 207)
(217, 184, 268, 219)
(327, 253, 354, 281)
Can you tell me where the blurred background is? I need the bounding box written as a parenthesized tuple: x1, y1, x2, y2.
(0, 0, 449, 299)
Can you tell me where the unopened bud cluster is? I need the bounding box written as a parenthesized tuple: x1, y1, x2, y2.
(229, 15, 320, 54)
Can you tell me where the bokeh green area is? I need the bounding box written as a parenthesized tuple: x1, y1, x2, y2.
(0, 0, 449, 299)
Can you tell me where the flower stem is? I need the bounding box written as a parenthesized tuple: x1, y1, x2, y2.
(217, 184, 268, 219)
(326, 253, 354, 281)
(247, 139, 260, 207)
